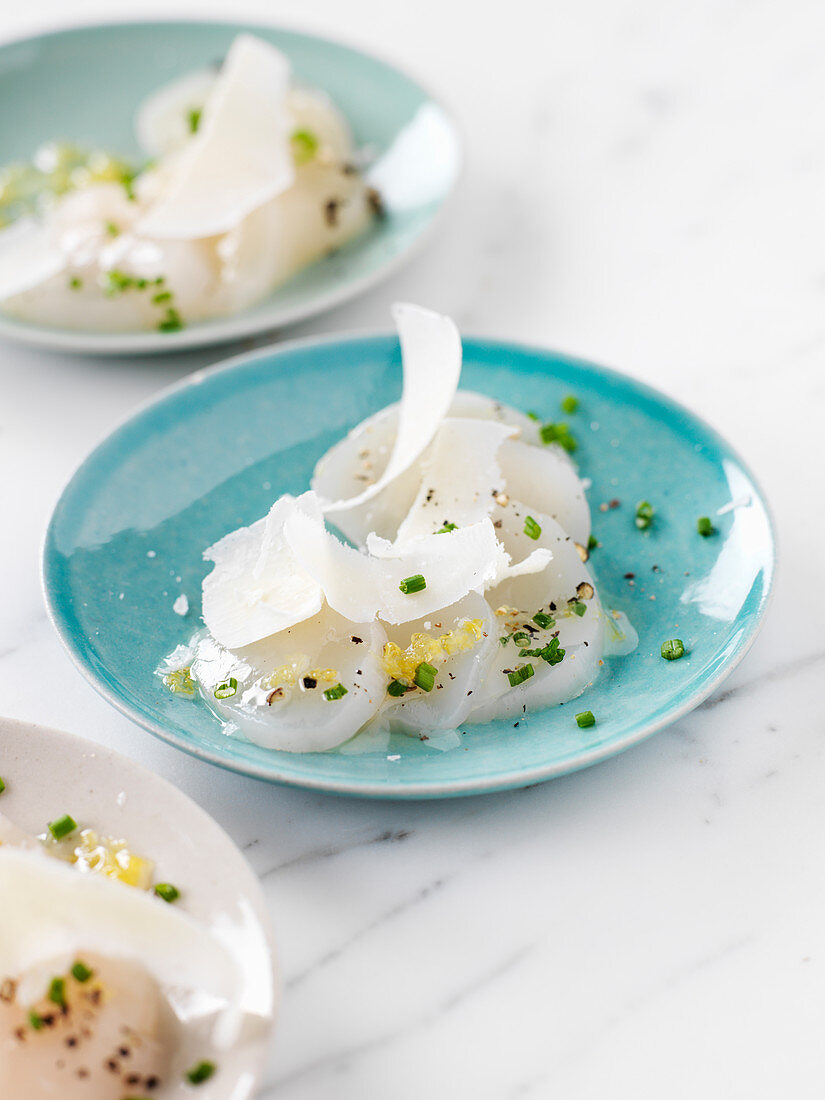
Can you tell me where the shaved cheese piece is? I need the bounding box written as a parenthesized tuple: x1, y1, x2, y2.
(202, 493, 323, 649)
(0, 846, 238, 1026)
(284, 507, 506, 625)
(136, 67, 218, 158)
(138, 35, 295, 239)
(395, 418, 516, 543)
(324, 303, 462, 515)
(0, 218, 64, 302)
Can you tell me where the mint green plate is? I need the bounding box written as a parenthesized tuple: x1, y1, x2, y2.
(43, 334, 775, 798)
(0, 20, 460, 354)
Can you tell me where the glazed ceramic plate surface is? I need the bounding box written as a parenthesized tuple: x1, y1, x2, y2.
(0, 716, 277, 1097)
(43, 335, 775, 798)
(0, 20, 460, 354)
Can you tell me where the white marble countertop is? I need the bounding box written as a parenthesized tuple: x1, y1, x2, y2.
(1, 1, 822, 1097)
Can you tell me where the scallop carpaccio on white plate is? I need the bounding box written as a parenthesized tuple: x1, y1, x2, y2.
(159, 303, 636, 752)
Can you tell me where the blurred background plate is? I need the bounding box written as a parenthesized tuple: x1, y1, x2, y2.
(0, 715, 277, 1098)
(0, 19, 460, 353)
(42, 333, 775, 797)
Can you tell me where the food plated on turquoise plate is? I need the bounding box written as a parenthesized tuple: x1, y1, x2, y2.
(0, 717, 276, 1098)
(42, 308, 774, 798)
(0, 21, 460, 353)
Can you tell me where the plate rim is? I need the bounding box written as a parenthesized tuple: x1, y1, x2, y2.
(0, 713, 278, 1096)
(42, 329, 777, 798)
(0, 16, 463, 355)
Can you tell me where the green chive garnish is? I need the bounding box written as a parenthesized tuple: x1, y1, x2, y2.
(48, 814, 77, 840)
(570, 600, 587, 617)
(524, 516, 541, 540)
(69, 276, 82, 290)
(323, 683, 348, 701)
(48, 977, 66, 1008)
(213, 678, 238, 699)
(507, 663, 535, 687)
(154, 883, 180, 903)
(105, 220, 120, 237)
(511, 630, 531, 646)
(526, 410, 540, 421)
(0, 776, 5, 795)
(152, 290, 172, 304)
(435, 522, 458, 534)
(185, 1060, 216, 1085)
(413, 662, 437, 692)
(387, 679, 409, 697)
(635, 500, 654, 530)
(561, 395, 579, 414)
(71, 961, 93, 983)
(532, 611, 554, 630)
(518, 637, 565, 666)
(187, 107, 202, 133)
(399, 574, 426, 595)
(291, 128, 319, 165)
(661, 639, 686, 661)
(697, 516, 715, 537)
(28, 1010, 44, 1030)
(587, 534, 599, 551)
(158, 307, 184, 333)
(540, 422, 577, 453)
(575, 710, 596, 728)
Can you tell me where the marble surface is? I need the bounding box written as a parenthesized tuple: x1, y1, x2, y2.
(0, 1, 822, 1097)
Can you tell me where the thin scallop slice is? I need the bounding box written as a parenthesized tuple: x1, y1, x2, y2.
(202, 493, 323, 650)
(285, 504, 507, 626)
(498, 437, 591, 546)
(0, 847, 239, 1030)
(0, 218, 65, 302)
(379, 592, 498, 733)
(322, 303, 462, 517)
(449, 390, 542, 446)
(191, 606, 386, 753)
(138, 35, 295, 239)
(394, 418, 516, 544)
(136, 66, 219, 158)
(468, 502, 605, 721)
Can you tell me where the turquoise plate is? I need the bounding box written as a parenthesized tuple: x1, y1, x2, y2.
(0, 20, 460, 354)
(43, 335, 775, 798)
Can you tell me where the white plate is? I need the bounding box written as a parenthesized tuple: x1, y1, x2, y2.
(0, 716, 277, 1099)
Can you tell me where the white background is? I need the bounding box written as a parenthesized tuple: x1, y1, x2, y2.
(1, 1, 823, 1097)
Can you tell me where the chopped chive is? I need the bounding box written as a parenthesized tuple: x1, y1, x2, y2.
(697, 516, 716, 537)
(570, 600, 587, 617)
(103, 269, 134, 295)
(532, 611, 554, 630)
(28, 1010, 44, 1030)
(152, 290, 172, 304)
(0, 776, 5, 795)
(69, 276, 83, 290)
(435, 522, 458, 534)
(323, 683, 348, 701)
(561, 394, 579, 414)
(526, 410, 540, 421)
(154, 882, 180, 903)
(387, 679, 410, 697)
(187, 107, 202, 134)
(48, 977, 66, 1008)
(413, 661, 437, 692)
(524, 515, 542, 540)
(135, 278, 148, 289)
(507, 663, 535, 687)
(291, 128, 319, 165)
(213, 678, 238, 699)
(661, 638, 686, 661)
(71, 961, 93, 983)
(635, 500, 654, 530)
(185, 1060, 216, 1085)
(518, 637, 565, 666)
(399, 574, 426, 595)
(158, 306, 184, 333)
(499, 635, 510, 645)
(154, 276, 165, 285)
(48, 813, 77, 840)
(587, 534, 599, 551)
(539, 421, 577, 453)
(511, 631, 531, 646)
(105, 220, 120, 237)
(575, 710, 596, 728)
